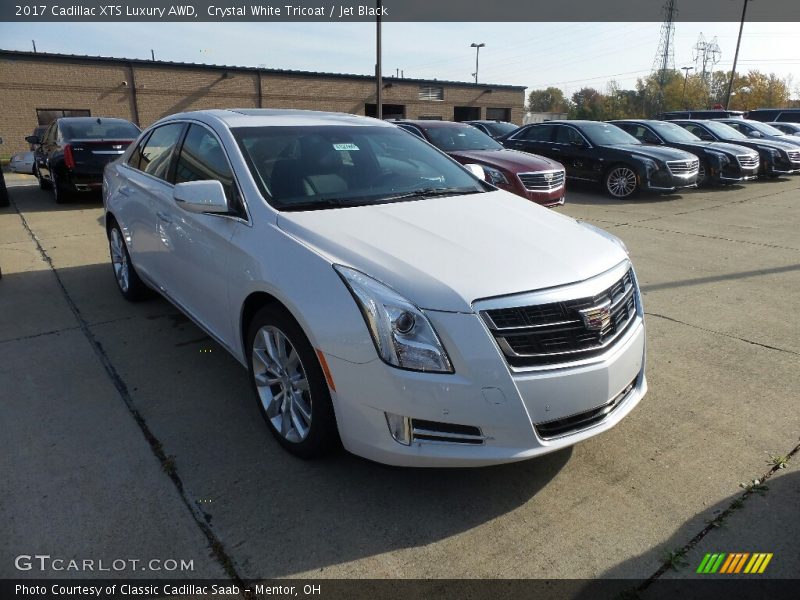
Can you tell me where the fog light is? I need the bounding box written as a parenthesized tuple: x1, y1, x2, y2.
(385, 412, 411, 446)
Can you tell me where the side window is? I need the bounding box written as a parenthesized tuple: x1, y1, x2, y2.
(555, 126, 584, 145)
(640, 127, 661, 144)
(139, 123, 184, 182)
(127, 133, 150, 170)
(44, 123, 56, 144)
(174, 124, 242, 213)
(683, 124, 703, 137)
(519, 125, 553, 142)
(725, 122, 744, 133)
(398, 125, 425, 139)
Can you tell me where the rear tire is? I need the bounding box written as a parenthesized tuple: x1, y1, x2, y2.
(108, 223, 149, 301)
(52, 172, 69, 204)
(35, 165, 51, 190)
(247, 305, 340, 459)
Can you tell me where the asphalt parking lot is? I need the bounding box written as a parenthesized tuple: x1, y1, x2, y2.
(1, 173, 798, 585)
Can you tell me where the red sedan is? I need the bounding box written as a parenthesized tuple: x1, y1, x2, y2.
(394, 120, 566, 207)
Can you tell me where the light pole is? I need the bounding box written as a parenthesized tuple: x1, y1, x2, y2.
(681, 66, 694, 107)
(470, 43, 485, 84)
(725, 0, 751, 110)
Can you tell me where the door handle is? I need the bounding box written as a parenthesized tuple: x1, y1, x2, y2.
(118, 185, 131, 196)
(157, 211, 172, 224)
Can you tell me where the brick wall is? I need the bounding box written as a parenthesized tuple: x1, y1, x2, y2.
(0, 52, 524, 156)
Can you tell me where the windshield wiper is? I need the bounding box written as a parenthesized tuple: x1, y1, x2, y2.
(381, 187, 483, 202)
(280, 197, 363, 212)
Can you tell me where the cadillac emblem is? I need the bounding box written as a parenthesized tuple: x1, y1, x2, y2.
(579, 300, 612, 331)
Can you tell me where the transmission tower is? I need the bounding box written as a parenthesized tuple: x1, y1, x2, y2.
(652, 0, 677, 97)
(693, 32, 721, 82)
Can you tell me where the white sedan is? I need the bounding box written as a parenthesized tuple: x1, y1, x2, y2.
(9, 151, 35, 174)
(103, 109, 647, 467)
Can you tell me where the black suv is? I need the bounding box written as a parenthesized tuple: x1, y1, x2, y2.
(501, 120, 699, 199)
(745, 108, 800, 123)
(612, 119, 760, 185)
(464, 120, 519, 139)
(655, 110, 744, 120)
(670, 120, 800, 178)
(28, 117, 140, 203)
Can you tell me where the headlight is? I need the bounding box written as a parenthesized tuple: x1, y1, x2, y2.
(638, 158, 660, 173)
(578, 221, 629, 255)
(705, 150, 729, 166)
(334, 265, 454, 373)
(482, 166, 509, 186)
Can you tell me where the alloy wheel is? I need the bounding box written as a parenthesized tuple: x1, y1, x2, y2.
(606, 167, 638, 198)
(251, 326, 312, 443)
(109, 228, 130, 293)
(697, 164, 707, 185)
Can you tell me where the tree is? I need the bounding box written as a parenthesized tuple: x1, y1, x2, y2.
(569, 87, 604, 120)
(527, 87, 569, 113)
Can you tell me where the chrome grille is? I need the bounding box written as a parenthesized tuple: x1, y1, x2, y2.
(518, 170, 565, 191)
(666, 158, 699, 175)
(788, 149, 800, 163)
(481, 268, 638, 368)
(736, 154, 759, 169)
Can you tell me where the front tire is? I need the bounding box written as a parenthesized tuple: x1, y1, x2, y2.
(108, 223, 148, 301)
(696, 162, 709, 186)
(52, 171, 69, 204)
(605, 165, 640, 199)
(247, 305, 339, 459)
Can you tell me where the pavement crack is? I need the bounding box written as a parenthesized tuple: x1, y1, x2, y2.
(9, 197, 245, 585)
(637, 438, 800, 591)
(0, 324, 82, 345)
(645, 312, 800, 357)
(628, 223, 799, 252)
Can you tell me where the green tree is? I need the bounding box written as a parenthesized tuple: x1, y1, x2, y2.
(527, 87, 569, 113)
(569, 87, 604, 120)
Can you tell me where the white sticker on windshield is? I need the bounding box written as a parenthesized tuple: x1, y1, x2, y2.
(333, 143, 359, 151)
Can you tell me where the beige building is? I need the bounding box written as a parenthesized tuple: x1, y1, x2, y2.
(0, 50, 525, 156)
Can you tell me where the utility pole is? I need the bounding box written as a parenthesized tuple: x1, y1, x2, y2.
(470, 42, 485, 84)
(681, 66, 694, 106)
(725, 0, 750, 110)
(31, 40, 37, 53)
(151, 49, 155, 61)
(376, 0, 382, 119)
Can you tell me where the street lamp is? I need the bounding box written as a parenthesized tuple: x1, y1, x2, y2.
(681, 66, 694, 106)
(470, 42, 485, 84)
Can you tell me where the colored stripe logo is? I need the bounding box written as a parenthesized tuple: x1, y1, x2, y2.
(696, 552, 773, 574)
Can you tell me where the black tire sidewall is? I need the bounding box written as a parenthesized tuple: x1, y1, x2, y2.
(246, 305, 339, 458)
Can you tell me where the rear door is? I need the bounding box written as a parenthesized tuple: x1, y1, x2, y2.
(37, 122, 57, 180)
(116, 122, 186, 285)
(504, 124, 557, 158)
(155, 122, 245, 346)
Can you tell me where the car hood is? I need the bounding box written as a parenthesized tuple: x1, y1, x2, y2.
(277, 190, 627, 312)
(604, 144, 695, 162)
(704, 141, 758, 155)
(718, 137, 798, 152)
(448, 149, 563, 172)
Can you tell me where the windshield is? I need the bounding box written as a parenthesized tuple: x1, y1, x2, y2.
(480, 122, 518, 137)
(423, 125, 504, 151)
(60, 120, 140, 140)
(648, 121, 701, 143)
(701, 121, 748, 140)
(233, 125, 485, 210)
(580, 122, 640, 146)
(746, 121, 787, 136)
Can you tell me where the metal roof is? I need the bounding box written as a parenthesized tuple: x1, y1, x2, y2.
(0, 49, 526, 91)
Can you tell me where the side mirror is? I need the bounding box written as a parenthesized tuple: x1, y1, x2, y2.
(570, 140, 586, 148)
(25, 135, 41, 145)
(699, 133, 714, 141)
(464, 163, 485, 179)
(173, 180, 229, 214)
(748, 130, 762, 138)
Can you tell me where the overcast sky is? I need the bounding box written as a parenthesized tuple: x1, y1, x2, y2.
(1, 21, 798, 98)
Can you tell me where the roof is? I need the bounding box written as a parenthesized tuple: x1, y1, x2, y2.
(0, 49, 526, 91)
(159, 108, 392, 128)
(394, 119, 473, 128)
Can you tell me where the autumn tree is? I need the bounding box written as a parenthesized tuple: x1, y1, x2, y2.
(527, 87, 570, 113)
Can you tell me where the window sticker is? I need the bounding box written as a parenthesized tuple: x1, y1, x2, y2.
(333, 143, 360, 151)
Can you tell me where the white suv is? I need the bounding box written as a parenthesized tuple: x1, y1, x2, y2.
(103, 109, 647, 467)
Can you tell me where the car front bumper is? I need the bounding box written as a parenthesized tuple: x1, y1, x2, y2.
(324, 310, 647, 467)
(643, 169, 698, 193)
